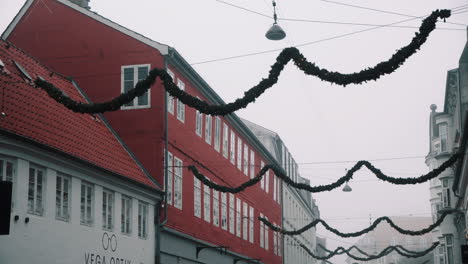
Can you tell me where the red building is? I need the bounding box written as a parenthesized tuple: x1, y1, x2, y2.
(3, 0, 283, 263)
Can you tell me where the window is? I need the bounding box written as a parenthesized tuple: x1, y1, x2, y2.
(237, 137, 242, 170)
(264, 216, 269, 250)
(420, 237, 427, 248)
(445, 235, 454, 264)
(439, 244, 446, 264)
(221, 192, 227, 230)
(230, 131, 236, 164)
(249, 206, 254, 243)
(80, 181, 94, 225)
(260, 161, 265, 190)
(194, 177, 201, 218)
(229, 194, 235, 234)
(166, 69, 175, 114)
(236, 198, 242, 237)
(243, 144, 249, 176)
(204, 182, 211, 223)
(138, 201, 148, 239)
(28, 166, 45, 216)
(442, 179, 451, 208)
(166, 152, 173, 205)
(265, 169, 270, 193)
(214, 117, 221, 152)
(56, 174, 71, 221)
(222, 123, 229, 158)
(205, 115, 212, 144)
(102, 189, 114, 230)
(260, 213, 264, 248)
(213, 190, 219, 227)
(274, 229, 278, 255)
(250, 150, 255, 179)
(174, 157, 183, 209)
(439, 123, 448, 152)
(273, 175, 277, 201)
(121, 195, 132, 234)
(0, 158, 14, 182)
(195, 110, 203, 137)
(121, 65, 150, 108)
(243, 202, 248, 240)
(176, 80, 185, 122)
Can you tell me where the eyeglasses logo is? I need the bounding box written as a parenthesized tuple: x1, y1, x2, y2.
(102, 232, 117, 252)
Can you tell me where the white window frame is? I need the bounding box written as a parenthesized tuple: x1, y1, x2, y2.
(260, 161, 265, 190)
(195, 110, 203, 137)
(28, 165, 45, 216)
(237, 137, 242, 170)
(249, 206, 254, 243)
(213, 190, 219, 227)
(194, 176, 201, 218)
(221, 192, 228, 230)
(214, 117, 221, 152)
(230, 131, 236, 164)
(236, 197, 242, 237)
(174, 157, 183, 209)
(176, 79, 185, 122)
(250, 150, 255, 179)
(273, 174, 277, 201)
(264, 216, 269, 250)
(265, 169, 270, 193)
(229, 194, 235, 234)
(166, 152, 173, 205)
(138, 201, 149, 239)
(121, 64, 151, 109)
(121, 195, 132, 235)
(80, 181, 94, 226)
(243, 144, 249, 176)
(205, 115, 212, 145)
(222, 123, 229, 158)
(102, 188, 114, 230)
(243, 202, 248, 240)
(0, 157, 14, 183)
(260, 212, 264, 248)
(203, 182, 211, 223)
(56, 173, 71, 221)
(274, 228, 278, 255)
(166, 69, 175, 114)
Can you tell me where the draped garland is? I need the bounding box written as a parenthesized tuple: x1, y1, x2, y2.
(33, 9, 451, 115)
(259, 209, 455, 237)
(316, 243, 431, 258)
(303, 242, 439, 261)
(188, 151, 459, 194)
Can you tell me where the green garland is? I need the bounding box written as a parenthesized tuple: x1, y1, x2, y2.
(317, 243, 427, 258)
(259, 209, 455, 237)
(188, 151, 459, 194)
(33, 9, 451, 115)
(303, 242, 439, 261)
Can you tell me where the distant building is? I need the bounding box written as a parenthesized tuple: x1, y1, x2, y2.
(425, 29, 468, 264)
(242, 119, 321, 264)
(0, 40, 162, 264)
(345, 217, 434, 264)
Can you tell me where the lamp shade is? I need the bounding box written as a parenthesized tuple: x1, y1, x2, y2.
(342, 182, 352, 192)
(265, 23, 286, 40)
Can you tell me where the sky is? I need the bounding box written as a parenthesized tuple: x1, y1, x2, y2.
(1, 0, 467, 263)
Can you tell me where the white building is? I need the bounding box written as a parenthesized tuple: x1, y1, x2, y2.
(0, 40, 163, 264)
(242, 119, 321, 264)
(425, 29, 468, 264)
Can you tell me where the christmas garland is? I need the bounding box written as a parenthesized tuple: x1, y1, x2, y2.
(33, 9, 451, 115)
(317, 243, 427, 258)
(301, 242, 439, 261)
(188, 151, 459, 194)
(259, 209, 455, 237)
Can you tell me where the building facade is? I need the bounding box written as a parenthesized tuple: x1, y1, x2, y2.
(345, 217, 434, 264)
(2, 0, 285, 263)
(0, 40, 162, 264)
(242, 119, 321, 264)
(425, 29, 468, 264)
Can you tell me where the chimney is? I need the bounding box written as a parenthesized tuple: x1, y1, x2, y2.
(69, 0, 90, 9)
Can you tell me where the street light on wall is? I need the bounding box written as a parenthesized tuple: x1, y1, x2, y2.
(265, 1, 286, 40)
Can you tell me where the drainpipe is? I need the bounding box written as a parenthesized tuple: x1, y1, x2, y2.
(454, 69, 464, 199)
(155, 202, 162, 264)
(161, 56, 169, 226)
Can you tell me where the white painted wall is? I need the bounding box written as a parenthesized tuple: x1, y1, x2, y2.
(0, 140, 158, 264)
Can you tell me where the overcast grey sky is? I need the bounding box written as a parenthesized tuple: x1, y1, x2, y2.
(1, 0, 467, 263)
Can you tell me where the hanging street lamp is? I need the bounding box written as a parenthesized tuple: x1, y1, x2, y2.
(265, 1, 286, 41)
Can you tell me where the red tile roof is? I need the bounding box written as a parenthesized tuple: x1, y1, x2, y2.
(0, 40, 158, 189)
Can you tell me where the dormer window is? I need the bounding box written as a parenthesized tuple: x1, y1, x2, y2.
(121, 64, 150, 109)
